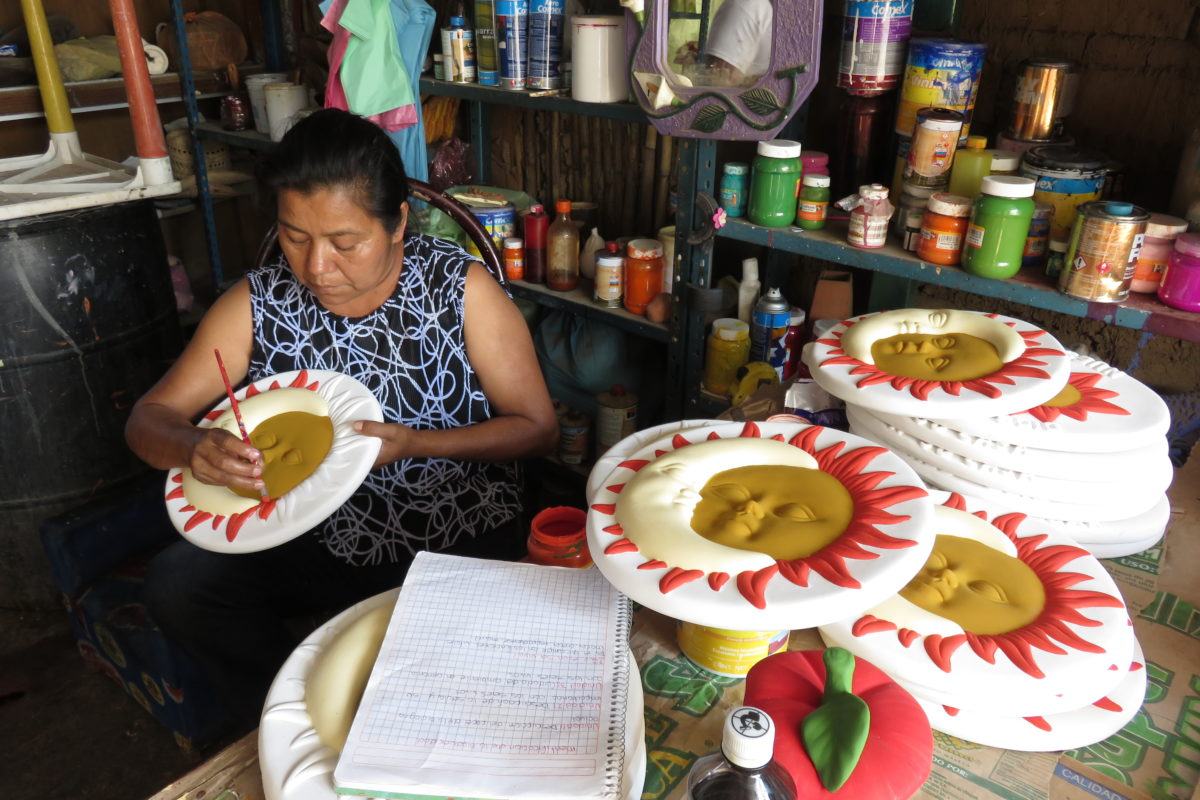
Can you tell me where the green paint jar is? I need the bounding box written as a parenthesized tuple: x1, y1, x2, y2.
(961, 176, 1036, 279)
(747, 140, 803, 228)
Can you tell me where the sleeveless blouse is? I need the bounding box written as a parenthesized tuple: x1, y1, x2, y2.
(247, 234, 522, 566)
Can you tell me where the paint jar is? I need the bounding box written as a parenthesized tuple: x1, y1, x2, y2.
(527, 506, 591, 568)
(593, 244, 624, 307)
(503, 237, 525, 280)
(894, 182, 934, 239)
(558, 409, 590, 464)
(796, 174, 831, 230)
(987, 150, 1021, 176)
(1021, 202, 1054, 269)
(624, 239, 664, 316)
(596, 385, 637, 452)
(442, 16, 477, 83)
(464, 200, 516, 255)
(1006, 58, 1079, 142)
(703, 318, 751, 396)
(961, 175, 1036, 280)
(1158, 233, 1200, 312)
(904, 107, 963, 189)
(802, 151, 830, 177)
(848, 183, 894, 249)
(895, 39, 987, 141)
(720, 162, 750, 218)
(1020, 145, 1110, 241)
(1059, 202, 1150, 302)
(571, 16, 626, 103)
(678, 623, 789, 678)
(1045, 237, 1069, 280)
(917, 192, 971, 266)
(496, 0, 529, 89)
(747, 140, 803, 228)
(837, 0, 913, 96)
(947, 135, 990, 198)
(1131, 214, 1188, 293)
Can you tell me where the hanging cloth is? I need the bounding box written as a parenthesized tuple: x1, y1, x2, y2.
(322, 0, 416, 130)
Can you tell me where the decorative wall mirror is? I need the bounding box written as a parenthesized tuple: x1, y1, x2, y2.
(628, 0, 822, 139)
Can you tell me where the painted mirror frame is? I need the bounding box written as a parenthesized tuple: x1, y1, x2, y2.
(627, 0, 822, 139)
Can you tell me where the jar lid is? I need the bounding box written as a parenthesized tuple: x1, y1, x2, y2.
(450, 15, 466, 25)
(723, 162, 750, 175)
(789, 308, 806, 325)
(1049, 238, 1069, 253)
(916, 107, 965, 130)
(1146, 213, 1189, 238)
(981, 175, 1035, 198)
(504, 237, 523, 249)
(928, 192, 972, 216)
(595, 252, 624, 267)
(628, 237, 664, 258)
(986, 150, 1021, 171)
(757, 139, 802, 159)
(713, 318, 749, 341)
(555, 198, 572, 213)
(802, 151, 829, 165)
(1023, 145, 1111, 173)
(529, 203, 544, 214)
(803, 174, 831, 188)
(859, 183, 889, 200)
(901, 183, 936, 199)
(966, 135, 988, 149)
(1176, 233, 1200, 258)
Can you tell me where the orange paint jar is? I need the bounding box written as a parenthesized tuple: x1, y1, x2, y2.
(527, 506, 591, 568)
(917, 192, 972, 266)
(623, 238, 664, 316)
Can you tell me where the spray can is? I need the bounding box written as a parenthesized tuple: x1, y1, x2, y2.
(474, 0, 500, 86)
(527, 0, 564, 89)
(749, 287, 792, 379)
(496, 0, 529, 89)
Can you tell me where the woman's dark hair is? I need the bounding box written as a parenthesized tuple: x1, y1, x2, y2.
(264, 108, 409, 233)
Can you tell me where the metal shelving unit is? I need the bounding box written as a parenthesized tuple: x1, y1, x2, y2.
(509, 279, 670, 342)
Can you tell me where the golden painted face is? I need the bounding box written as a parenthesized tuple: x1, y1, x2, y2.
(1041, 382, 1082, 408)
(233, 411, 334, 500)
(899, 535, 1046, 634)
(870, 332, 1003, 382)
(689, 465, 853, 560)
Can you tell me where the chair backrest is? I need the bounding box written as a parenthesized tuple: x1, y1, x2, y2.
(254, 178, 507, 285)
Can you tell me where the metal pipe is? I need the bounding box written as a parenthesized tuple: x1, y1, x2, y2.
(19, 0, 74, 134)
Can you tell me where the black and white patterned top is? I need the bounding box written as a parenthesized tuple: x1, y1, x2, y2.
(247, 234, 522, 566)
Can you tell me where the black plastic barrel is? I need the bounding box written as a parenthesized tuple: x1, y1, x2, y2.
(0, 200, 181, 609)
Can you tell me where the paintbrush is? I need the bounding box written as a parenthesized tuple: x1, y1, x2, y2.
(213, 348, 269, 499)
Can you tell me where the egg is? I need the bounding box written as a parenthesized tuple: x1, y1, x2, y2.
(645, 292, 672, 323)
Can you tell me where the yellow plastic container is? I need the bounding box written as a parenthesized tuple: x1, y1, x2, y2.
(703, 318, 750, 396)
(678, 622, 789, 677)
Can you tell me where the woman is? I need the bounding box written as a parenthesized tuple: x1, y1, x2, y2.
(127, 109, 558, 729)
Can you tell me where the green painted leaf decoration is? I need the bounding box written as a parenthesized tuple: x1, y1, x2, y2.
(691, 104, 727, 133)
(801, 647, 871, 792)
(741, 87, 782, 116)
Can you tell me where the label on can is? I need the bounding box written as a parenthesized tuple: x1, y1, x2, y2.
(838, 0, 913, 92)
(849, 210, 890, 247)
(964, 223, 985, 249)
(444, 30, 477, 83)
(719, 186, 745, 216)
(750, 307, 791, 376)
(678, 623, 789, 678)
(596, 401, 636, 451)
(594, 259, 623, 305)
(798, 200, 828, 221)
(896, 41, 986, 137)
(475, 0, 499, 86)
(1022, 171, 1106, 242)
(923, 230, 963, 251)
(527, 0, 564, 89)
(504, 254, 525, 281)
(468, 204, 516, 251)
(559, 414, 589, 464)
(1061, 215, 1145, 302)
(497, 0, 529, 89)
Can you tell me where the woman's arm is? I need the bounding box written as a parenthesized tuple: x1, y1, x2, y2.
(125, 280, 265, 492)
(357, 264, 559, 464)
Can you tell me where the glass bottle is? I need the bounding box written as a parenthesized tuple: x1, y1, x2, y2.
(547, 199, 580, 291)
(686, 706, 796, 800)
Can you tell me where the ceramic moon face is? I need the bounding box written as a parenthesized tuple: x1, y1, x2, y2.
(802, 309, 1070, 419)
(587, 421, 934, 630)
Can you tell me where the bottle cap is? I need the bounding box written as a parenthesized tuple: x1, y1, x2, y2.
(980, 175, 1035, 198)
(1176, 233, 1200, 258)
(1049, 238, 1069, 253)
(986, 150, 1021, 172)
(713, 318, 749, 341)
(916, 107, 965, 131)
(859, 183, 889, 200)
(628, 238, 663, 259)
(966, 134, 988, 149)
(503, 237, 523, 249)
(723, 162, 750, 175)
(757, 139, 802, 159)
(555, 199, 572, 214)
(722, 707, 775, 769)
(742, 257, 759, 283)
(803, 174, 831, 188)
(605, 241, 620, 253)
(450, 15, 466, 25)
(1146, 213, 1188, 239)
(802, 151, 830, 167)
(927, 192, 972, 217)
(529, 203, 545, 214)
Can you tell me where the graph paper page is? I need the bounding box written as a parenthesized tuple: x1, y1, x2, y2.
(333, 552, 630, 799)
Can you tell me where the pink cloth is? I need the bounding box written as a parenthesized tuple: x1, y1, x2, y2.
(322, 0, 417, 131)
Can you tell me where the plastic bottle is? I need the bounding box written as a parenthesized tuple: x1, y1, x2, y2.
(948, 134, 991, 198)
(704, 319, 751, 396)
(747, 140, 803, 228)
(737, 258, 761, 323)
(686, 706, 796, 800)
(961, 176, 1036, 280)
(580, 226, 604, 280)
(523, 204, 549, 283)
(796, 175, 830, 230)
(547, 199, 580, 291)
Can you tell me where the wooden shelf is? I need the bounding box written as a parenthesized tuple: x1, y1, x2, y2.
(0, 72, 227, 122)
(717, 218, 1200, 344)
(419, 77, 646, 124)
(509, 278, 670, 342)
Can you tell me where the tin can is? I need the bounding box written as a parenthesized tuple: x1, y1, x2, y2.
(719, 162, 750, 218)
(593, 251, 623, 307)
(496, 0, 529, 89)
(1007, 58, 1079, 142)
(837, 0, 913, 96)
(558, 409, 590, 465)
(442, 17, 477, 83)
(678, 623, 789, 678)
(596, 385, 637, 453)
(1021, 145, 1110, 241)
(1059, 201, 1150, 303)
(462, 201, 516, 255)
(503, 237, 525, 280)
(895, 39, 986, 142)
(527, 0, 564, 89)
(1021, 202, 1053, 269)
(475, 0, 500, 86)
(904, 107, 963, 188)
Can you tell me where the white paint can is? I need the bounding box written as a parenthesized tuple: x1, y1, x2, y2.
(264, 82, 310, 143)
(244, 72, 289, 134)
(570, 16, 626, 103)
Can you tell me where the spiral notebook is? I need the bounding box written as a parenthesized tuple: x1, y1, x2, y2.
(333, 552, 633, 800)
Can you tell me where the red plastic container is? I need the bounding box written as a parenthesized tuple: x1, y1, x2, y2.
(527, 506, 592, 568)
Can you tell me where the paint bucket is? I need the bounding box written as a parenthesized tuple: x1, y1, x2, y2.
(244, 72, 288, 134)
(1006, 58, 1080, 141)
(264, 82, 309, 142)
(1059, 201, 1150, 303)
(837, 0, 913, 96)
(496, 0, 529, 89)
(678, 623, 790, 677)
(1021, 145, 1110, 241)
(571, 16, 626, 103)
(895, 39, 986, 141)
(461, 200, 517, 257)
(996, 130, 1075, 158)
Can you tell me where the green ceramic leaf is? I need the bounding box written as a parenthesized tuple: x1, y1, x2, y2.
(691, 104, 727, 133)
(741, 87, 782, 116)
(801, 648, 870, 792)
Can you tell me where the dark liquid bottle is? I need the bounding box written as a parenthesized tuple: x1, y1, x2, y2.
(687, 707, 796, 800)
(524, 203, 549, 284)
(832, 92, 894, 199)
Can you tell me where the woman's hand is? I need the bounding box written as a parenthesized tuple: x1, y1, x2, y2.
(188, 428, 265, 493)
(355, 420, 417, 468)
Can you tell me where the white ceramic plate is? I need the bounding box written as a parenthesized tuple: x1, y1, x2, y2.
(165, 370, 383, 554)
(586, 419, 716, 505)
(587, 421, 934, 630)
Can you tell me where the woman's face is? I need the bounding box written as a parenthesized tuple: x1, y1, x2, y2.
(276, 186, 407, 314)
